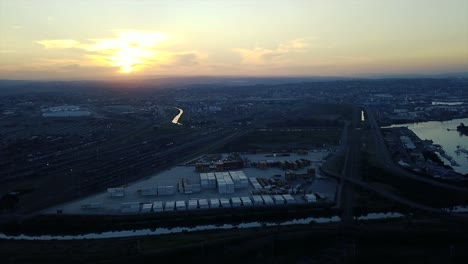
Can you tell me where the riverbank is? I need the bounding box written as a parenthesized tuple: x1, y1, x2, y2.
(386, 117, 468, 175)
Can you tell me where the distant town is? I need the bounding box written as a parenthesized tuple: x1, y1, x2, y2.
(1, 77, 468, 262)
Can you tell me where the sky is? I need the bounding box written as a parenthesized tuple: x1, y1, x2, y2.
(1, 0, 467, 80)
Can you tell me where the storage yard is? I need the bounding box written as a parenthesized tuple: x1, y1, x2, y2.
(43, 151, 337, 215)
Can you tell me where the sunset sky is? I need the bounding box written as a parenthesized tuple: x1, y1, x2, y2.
(1, 0, 467, 80)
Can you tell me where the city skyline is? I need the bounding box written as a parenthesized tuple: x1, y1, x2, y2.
(1, 0, 467, 80)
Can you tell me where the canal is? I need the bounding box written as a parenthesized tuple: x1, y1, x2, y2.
(171, 107, 184, 125)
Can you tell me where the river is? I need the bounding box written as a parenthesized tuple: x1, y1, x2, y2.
(389, 117, 468, 174)
(171, 107, 183, 125)
(0, 213, 407, 241)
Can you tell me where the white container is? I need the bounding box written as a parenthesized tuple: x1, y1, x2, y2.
(272, 195, 285, 204)
(261, 195, 274, 205)
(153, 201, 164, 212)
(282, 194, 296, 204)
(175, 200, 186, 210)
(240, 196, 252, 206)
(187, 199, 198, 209)
(140, 187, 157, 196)
(157, 186, 175, 195)
(141, 203, 153, 213)
(108, 187, 125, 197)
(220, 198, 231, 208)
(165, 201, 175, 211)
(209, 198, 221, 208)
(121, 202, 140, 213)
(198, 199, 209, 209)
(251, 195, 264, 205)
(230, 197, 242, 207)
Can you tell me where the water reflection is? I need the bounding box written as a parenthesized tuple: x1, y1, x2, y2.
(390, 118, 468, 174)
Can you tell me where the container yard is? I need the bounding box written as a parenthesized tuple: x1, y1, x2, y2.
(43, 150, 337, 215)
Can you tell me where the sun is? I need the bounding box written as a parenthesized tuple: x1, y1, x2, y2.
(93, 31, 167, 73)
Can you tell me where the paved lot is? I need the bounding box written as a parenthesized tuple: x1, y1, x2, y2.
(43, 151, 337, 215)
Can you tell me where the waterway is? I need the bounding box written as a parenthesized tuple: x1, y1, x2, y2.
(0, 213, 406, 241)
(171, 107, 184, 125)
(389, 117, 468, 174)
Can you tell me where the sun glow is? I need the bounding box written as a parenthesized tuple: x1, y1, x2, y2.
(91, 31, 167, 73)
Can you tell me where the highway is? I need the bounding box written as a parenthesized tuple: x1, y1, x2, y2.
(322, 105, 468, 222)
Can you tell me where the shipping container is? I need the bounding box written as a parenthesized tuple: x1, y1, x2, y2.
(282, 194, 296, 204)
(157, 185, 175, 195)
(121, 202, 140, 213)
(220, 198, 231, 208)
(272, 195, 286, 204)
(240, 196, 253, 206)
(141, 203, 153, 213)
(175, 200, 186, 210)
(198, 199, 209, 209)
(165, 201, 175, 211)
(152, 201, 164, 212)
(261, 195, 274, 205)
(108, 187, 125, 197)
(139, 187, 157, 196)
(251, 195, 264, 205)
(230, 197, 242, 207)
(209, 198, 221, 208)
(187, 199, 198, 209)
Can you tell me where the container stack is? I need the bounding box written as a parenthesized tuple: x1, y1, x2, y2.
(152, 201, 164, 212)
(198, 199, 209, 209)
(251, 195, 264, 205)
(224, 175, 235, 193)
(108, 187, 125, 197)
(139, 187, 157, 196)
(229, 171, 241, 188)
(236, 171, 249, 188)
(217, 177, 227, 194)
(157, 185, 175, 195)
(216, 173, 235, 194)
(240, 196, 253, 206)
(200, 173, 209, 189)
(249, 177, 262, 190)
(121, 202, 140, 213)
(207, 173, 216, 188)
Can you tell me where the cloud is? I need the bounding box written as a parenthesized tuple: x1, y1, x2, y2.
(170, 52, 203, 66)
(37, 39, 81, 49)
(234, 39, 308, 65)
(35, 31, 202, 73)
